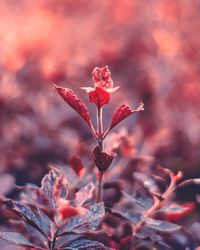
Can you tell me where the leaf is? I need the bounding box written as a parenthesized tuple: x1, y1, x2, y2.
(60, 202, 105, 235)
(133, 172, 159, 194)
(156, 203, 194, 222)
(121, 190, 147, 210)
(68, 156, 85, 177)
(57, 198, 85, 221)
(88, 86, 110, 108)
(41, 170, 67, 209)
(108, 102, 144, 132)
(75, 182, 95, 207)
(142, 217, 181, 232)
(93, 146, 116, 172)
(70, 239, 112, 250)
(54, 85, 92, 128)
(0, 174, 15, 195)
(0, 232, 43, 249)
(4, 200, 49, 236)
(108, 208, 140, 224)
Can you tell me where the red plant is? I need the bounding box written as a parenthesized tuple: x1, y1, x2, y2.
(54, 66, 144, 202)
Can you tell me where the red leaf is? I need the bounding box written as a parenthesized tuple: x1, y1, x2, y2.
(108, 102, 144, 132)
(54, 85, 92, 128)
(89, 86, 110, 108)
(57, 199, 84, 220)
(157, 202, 194, 222)
(68, 155, 84, 177)
(93, 146, 116, 172)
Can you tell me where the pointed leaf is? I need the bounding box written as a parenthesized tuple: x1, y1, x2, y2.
(70, 239, 112, 250)
(60, 202, 105, 235)
(121, 190, 147, 210)
(41, 170, 67, 209)
(156, 203, 194, 222)
(75, 182, 95, 206)
(0, 232, 43, 249)
(108, 102, 144, 132)
(4, 200, 48, 236)
(109, 208, 140, 224)
(54, 85, 92, 128)
(88, 86, 110, 108)
(68, 156, 85, 177)
(142, 217, 181, 232)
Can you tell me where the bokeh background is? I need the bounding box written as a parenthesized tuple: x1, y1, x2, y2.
(0, 0, 200, 189)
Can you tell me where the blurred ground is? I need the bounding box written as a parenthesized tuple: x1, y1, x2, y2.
(0, 0, 200, 188)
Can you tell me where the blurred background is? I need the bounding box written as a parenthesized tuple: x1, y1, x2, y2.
(0, 0, 200, 188)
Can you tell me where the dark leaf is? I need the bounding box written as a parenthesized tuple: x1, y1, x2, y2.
(70, 239, 112, 250)
(0, 232, 43, 249)
(75, 182, 95, 206)
(142, 217, 181, 232)
(54, 85, 92, 128)
(108, 102, 144, 132)
(4, 200, 49, 236)
(93, 146, 116, 172)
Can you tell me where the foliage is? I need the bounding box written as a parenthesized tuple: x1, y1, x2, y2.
(0, 67, 199, 250)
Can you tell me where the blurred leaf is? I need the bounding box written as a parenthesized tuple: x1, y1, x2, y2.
(0, 174, 15, 195)
(108, 207, 140, 224)
(69, 239, 112, 250)
(68, 156, 85, 177)
(54, 85, 93, 128)
(75, 182, 95, 207)
(156, 203, 194, 222)
(59, 202, 105, 235)
(133, 172, 159, 194)
(4, 200, 49, 236)
(18, 184, 50, 207)
(121, 190, 147, 210)
(142, 217, 181, 232)
(0, 232, 43, 249)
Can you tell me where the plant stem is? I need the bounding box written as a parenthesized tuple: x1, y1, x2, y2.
(96, 106, 104, 202)
(50, 228, 59, 250)
(97, 107, 103, 139)
(132, 178, 177, 236)
(97, 171, 103, 202)
(132, 198, 160, 236)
